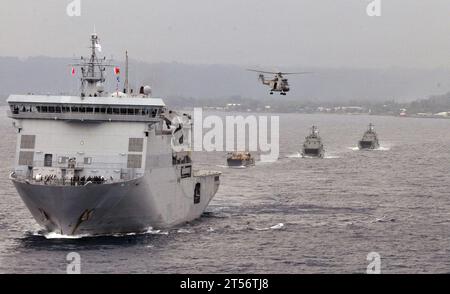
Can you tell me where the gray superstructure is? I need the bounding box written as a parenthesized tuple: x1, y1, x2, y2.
(7, 34, 221, 236)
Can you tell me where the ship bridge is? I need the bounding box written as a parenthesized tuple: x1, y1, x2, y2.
(7, 94, 166, 122)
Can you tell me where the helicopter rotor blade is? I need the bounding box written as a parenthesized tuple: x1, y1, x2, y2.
(247, 69, 313, 75)
(246, 69, 280, 74)
(279, 72, 313, 75)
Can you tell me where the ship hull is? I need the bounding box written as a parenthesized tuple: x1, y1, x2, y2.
(226, 158, 255, 167)
(301, 148, 325, 158)
(358, 140, 379, 150)
(12, 172, 220, 236)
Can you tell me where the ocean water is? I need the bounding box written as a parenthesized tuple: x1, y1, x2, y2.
(1, 108, 450, 273)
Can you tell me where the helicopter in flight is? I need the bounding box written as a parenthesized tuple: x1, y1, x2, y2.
(247, 69, 311, 95)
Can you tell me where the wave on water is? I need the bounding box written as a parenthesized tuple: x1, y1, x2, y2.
(287, 152, 339, 159)
(27, 229, 88, 239)
(371, 215, 396, 223)
(215, 164, 247, 169)
(348, 146, 390, 151)
(287, 152, 302, 158)
(112, 227, 169, 236)
(42, 232, 89, 239)
(30, 221, 246, 239)
(254, 223, 285, 231)
(215, 164, 229, 168)
(270, 223, 285, 230)
(29, 226, 170, 239)
(144, 227, 169, 235)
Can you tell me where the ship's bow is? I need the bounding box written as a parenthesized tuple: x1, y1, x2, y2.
(12, 179, 139, 236)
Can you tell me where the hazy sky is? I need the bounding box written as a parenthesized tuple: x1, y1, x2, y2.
(1, 0, 450, 68)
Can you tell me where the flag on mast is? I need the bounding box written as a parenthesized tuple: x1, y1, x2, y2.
(95, 40, 102, 52)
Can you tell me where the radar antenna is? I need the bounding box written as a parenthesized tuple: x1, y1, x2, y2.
(70, 33, 115, 97)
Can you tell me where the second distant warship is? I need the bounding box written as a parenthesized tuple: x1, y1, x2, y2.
(301, 126, 325, 158)
(358, 123, 380, 150)
(7, 33, 221, 236)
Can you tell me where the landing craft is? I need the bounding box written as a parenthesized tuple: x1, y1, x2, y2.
(247, 69, 311, 95)
(226, 152, 255, 168)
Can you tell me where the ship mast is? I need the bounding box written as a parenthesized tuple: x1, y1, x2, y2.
(124, 50, 130, 94)
(72, 33, 113, 97)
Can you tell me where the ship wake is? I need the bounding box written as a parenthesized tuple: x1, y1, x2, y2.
(29, 226, 170, 239)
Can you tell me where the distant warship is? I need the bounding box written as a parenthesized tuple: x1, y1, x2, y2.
(7, 33, 221, 236)
(358, 123, 380, 150)
(301, 126, 325, 158)
(226, 152, 255, 167)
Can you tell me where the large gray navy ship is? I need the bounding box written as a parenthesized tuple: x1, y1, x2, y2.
(7, 34, 221, 236)
(301, 126, 325, 158)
